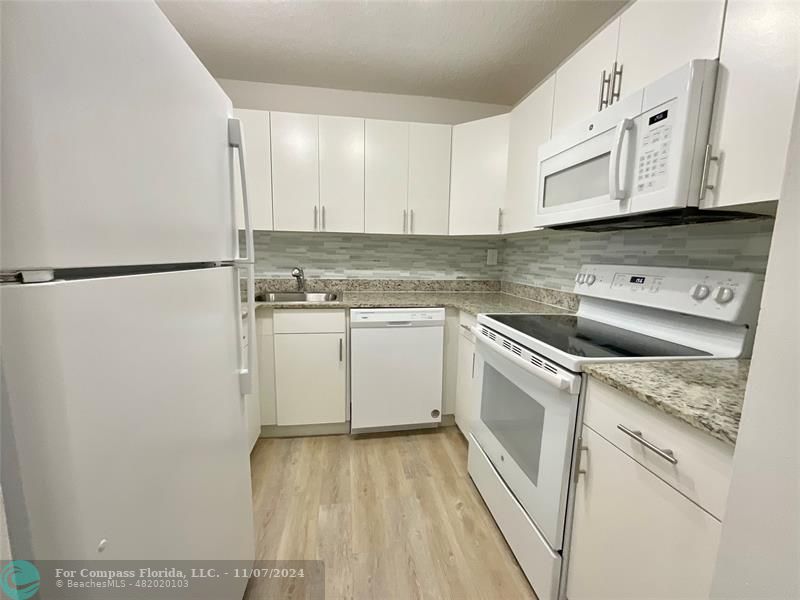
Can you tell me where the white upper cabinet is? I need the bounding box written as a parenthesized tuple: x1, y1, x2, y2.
(319, 115, 365, 233)
(365, 119, 409, 234)
(504, 76, 555, 233)
(615, 0, 725, 101)
(552, 19, 620, 135)
(271, 112, 320, 232)
(449, 114, 510, 236)
(233, 109, 273, 231)
(702, 0, 800, 209)
(407, 123, 452, 235)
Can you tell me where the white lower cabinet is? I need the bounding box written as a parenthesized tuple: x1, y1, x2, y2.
(273, 310, 346, 426)
(567, 426, 722, 600)
(454, 312, 478, 436)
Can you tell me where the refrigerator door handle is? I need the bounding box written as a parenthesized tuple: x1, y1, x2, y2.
(235, 262, 255, 394)
(228, 118, 254, 265)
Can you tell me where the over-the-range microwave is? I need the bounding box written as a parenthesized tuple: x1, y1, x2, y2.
(536, 59, 728, 230)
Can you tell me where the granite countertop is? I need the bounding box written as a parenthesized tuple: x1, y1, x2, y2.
(583, 359, 750, 446)
(249, 290, 568, 317)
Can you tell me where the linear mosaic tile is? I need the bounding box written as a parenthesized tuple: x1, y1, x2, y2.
(247, 231, 502, 280)
(244, 217, 774, 294)
(502, 218, 775, 291)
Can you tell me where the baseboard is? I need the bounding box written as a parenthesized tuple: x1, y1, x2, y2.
(260, 415, 455, 438)
(260, 422, 350, 438)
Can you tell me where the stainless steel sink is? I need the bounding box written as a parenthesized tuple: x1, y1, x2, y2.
(256, 292, 338, 303)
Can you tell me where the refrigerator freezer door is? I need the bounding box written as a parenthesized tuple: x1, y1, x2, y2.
(1, 267, 254, 569)
(1, 2, 237, 270)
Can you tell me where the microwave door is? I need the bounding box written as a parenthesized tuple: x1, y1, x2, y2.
(536, 92, 643, 227)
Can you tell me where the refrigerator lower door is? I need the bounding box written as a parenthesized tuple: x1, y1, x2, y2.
(2, 2, 237, 270)
(1, 267, 254, 575)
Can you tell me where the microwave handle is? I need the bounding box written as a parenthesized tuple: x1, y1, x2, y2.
(609, 118, 634, 200)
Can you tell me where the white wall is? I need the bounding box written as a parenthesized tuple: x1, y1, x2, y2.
(218, 78, 509, 124)
(710, 86, 800, 599)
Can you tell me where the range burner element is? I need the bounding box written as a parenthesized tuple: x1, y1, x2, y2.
(485, 314, 711, 359)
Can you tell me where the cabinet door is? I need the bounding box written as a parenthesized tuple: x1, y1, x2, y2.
(319, 115, 365, 233)
(454, 332, 476, 436)
(567, 426, 722, 600)
(365, 119, 409, 234)
(616, 0, 725, 99)
(552, 19, 619, 134)
(271, 112, 319, 232)
(407, 123, 452, 235)
(274, 333, 346, 426)
(702, 0, 800, 209)
(449, 113, 509, 235)
(505, 76, 555, 233)
(233, 109, 273, 231)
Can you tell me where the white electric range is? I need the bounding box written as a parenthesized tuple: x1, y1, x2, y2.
(467, 264, 764, 600)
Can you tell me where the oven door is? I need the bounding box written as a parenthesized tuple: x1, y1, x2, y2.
(471, 333, 581, 551)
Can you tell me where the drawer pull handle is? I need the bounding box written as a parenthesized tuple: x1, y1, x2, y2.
(617, 424, 678, 465)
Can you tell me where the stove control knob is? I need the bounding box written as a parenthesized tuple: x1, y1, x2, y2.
(690, 284, 710, 300)
(715, 286, 735, 304)
(585, 274, 596, 285)
(576, 273, 586, 284)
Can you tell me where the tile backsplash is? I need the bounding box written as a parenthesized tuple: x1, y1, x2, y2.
(246, 217, 774, 291)
(248, 231, 502, 279)
(502, 218, 774, 291)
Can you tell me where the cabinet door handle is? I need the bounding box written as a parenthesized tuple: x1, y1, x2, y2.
(617, 424, 678, 465)
(313, 205, 318, 231)
(321, 205, 326, 231)
(339, 338, 343, 362)
(402, 209, 408, 233)
(410, 208, 414, 234)
(598, 69, 611, 111)
(497, 208, 503, 233)
(609, 62, 623, 105)
(471, 352, 475, 378)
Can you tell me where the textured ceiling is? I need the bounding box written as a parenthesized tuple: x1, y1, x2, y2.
(158, 1, 626, 106)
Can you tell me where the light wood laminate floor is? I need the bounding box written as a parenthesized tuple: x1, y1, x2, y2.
(247, 427, 537, 600)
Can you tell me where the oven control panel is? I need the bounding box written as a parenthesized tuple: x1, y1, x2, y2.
(574, 264, 764, 324)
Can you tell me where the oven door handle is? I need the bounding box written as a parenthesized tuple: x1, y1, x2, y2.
(609, 118, 634, 200)
(473, 329, 581, 394)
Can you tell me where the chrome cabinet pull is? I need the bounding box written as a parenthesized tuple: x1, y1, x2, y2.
(617, 424, 678, 465)
(699, 143, 719, 201)
(598, 69, 611, 111)
(313, 205, 318, 231)
(409, 208, 415, 233)
(609, 62, 623, 105)
(321, 205, 326, 231)
(497, 208, 503, 233)
(402, 209, 408, 233)
(339, 338, 343, 362)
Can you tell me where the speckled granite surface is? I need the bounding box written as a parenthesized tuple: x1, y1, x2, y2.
(584, 360, 750, 446)
(251, 291, 568, 316)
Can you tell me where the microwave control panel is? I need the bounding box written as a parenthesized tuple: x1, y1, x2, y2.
(635, 101, 675, 194)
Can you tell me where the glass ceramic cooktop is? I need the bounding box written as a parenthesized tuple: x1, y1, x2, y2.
(485, 314, 711, 359)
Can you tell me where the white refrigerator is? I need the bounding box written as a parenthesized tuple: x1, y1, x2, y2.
(1, 0, 256, 584)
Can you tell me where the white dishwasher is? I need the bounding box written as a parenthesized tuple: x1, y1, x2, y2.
(350, 308, 445, 432)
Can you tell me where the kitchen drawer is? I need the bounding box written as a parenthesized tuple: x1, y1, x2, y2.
(255, 308, 273, 336)
(458, 311, 477, 342)
(273, 309, 346, 334)
(583, 378, 734, 520)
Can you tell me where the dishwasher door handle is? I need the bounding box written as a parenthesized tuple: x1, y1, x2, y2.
(386, 321, 413, 326)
